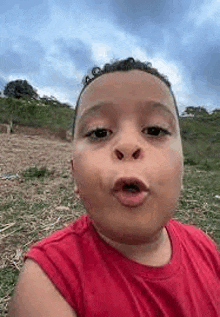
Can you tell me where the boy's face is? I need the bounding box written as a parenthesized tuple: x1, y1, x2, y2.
(71, 70, 183, 244)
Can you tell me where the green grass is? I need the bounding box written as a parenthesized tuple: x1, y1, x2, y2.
(177, 166, 220, 244)
(0, 96, 75, 131)
(21, 166, 53, 180)
(0, 104, 219, 315)
(0, 171, 85, 316)
(0, 267, 19, 305)
(0, 164, 219, 315)
(180, 115, 220, 171)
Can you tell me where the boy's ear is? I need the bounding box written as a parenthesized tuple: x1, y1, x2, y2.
(70, 159, 74, 178)
(70, 159, 80, 199)
(74, 184, 80, 199)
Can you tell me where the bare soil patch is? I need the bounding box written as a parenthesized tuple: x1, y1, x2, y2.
(0, 130, 85, 315)
(13, 125, 68, 140)
(0, 128, 219, 316)
(0, 129, 72, 175)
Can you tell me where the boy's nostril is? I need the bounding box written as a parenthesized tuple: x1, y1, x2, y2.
(115, 149, 141, 160)
(132, 149, 141, 159)
(115, 150, 124, 160)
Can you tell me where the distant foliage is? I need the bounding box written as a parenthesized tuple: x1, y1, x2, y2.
(181, 106, 209, 117)
(179, 110, 220, 171)
(3, 80, 38, 99)
(0, 96, 75, 130)
(212, 108, 220, 116)
(40, 95, 71, 108)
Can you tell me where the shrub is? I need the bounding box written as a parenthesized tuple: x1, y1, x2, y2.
(21, 166, 52, 180)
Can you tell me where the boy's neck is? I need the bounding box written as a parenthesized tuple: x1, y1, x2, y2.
(94, 226, 172, 267)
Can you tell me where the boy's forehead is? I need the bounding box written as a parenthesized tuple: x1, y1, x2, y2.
(77, 70, 176, 120)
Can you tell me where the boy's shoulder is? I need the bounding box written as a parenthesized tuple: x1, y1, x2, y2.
(29, 214, 90, 246)
(168, 218, 219, 271)
(27, 215, 219, 258)
(168, 218, 218, 248)
(24, 214, 92, 263)
(25, 215, 219, 271)
(24, 215, 219, 312)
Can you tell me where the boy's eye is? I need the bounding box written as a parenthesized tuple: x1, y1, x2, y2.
(85, 126, 170, 141)
(143, 127, 170, 137)
(85, 128, 111, 140)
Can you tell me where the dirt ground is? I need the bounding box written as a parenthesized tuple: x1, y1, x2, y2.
(0, 128, 219, 316)
(0, 127, 79, 256)
(0, 128, 82, 315)
(0, 127, 73, 191)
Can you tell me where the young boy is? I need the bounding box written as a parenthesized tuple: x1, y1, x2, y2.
(9, 58, 219, 316)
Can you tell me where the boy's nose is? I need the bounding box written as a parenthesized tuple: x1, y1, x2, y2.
(114, 144, 142, 160)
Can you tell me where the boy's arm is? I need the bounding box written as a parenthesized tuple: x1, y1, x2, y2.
(8, 259, 77, 317)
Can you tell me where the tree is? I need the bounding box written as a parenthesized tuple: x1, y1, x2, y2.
(210, 108, 220, 119)
(3, 80, 38, 99)
(212, 108, 220, 114)
(40, 95, 71, 108)
(182, 106, 209, 117)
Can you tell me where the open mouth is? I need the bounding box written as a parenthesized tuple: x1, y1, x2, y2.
(112, 177, 149, 207)
(122, 183, 140, 193)
(113, 177, 148, 193)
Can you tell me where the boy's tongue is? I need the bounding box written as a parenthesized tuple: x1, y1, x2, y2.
(112, 177, 149, 207)
(115, 190, 147, 207)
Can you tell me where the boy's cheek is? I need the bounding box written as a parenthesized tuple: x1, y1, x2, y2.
(72, 142, 86, 158)
(72, 144, 88, 171)
(154, 147, 183, 190)
(169, 151, 184, 184)
(169, 139, 184, 171)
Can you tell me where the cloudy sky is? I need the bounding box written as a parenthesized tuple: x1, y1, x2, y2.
(1, 0, 220, 113)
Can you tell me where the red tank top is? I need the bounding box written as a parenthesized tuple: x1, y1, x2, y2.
(25, 215, 220, 316)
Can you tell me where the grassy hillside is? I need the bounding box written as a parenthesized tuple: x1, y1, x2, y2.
(179, 114, 220, 171)
(0, 100, 219, 316)
(0, 96, 220, 170)
(0, 96, 75, 132)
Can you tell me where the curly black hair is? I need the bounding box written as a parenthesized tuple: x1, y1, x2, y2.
(72, 57, 179, 136)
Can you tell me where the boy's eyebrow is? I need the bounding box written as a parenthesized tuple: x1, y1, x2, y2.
(77, 102, 115, 126)
(77, 101, 176, 126)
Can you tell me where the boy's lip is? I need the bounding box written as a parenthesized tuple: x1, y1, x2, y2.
(112, 177, 149, 207)
(112, 177, 149, 192)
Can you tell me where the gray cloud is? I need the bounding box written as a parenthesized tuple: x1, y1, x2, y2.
(0, 37, 45, 75)
(27, 68, 80, 106)
(1, 0, 219, 109)
(1, 0, 49, 28)
(190, 45, 220, 105)
(36, 67, 79, 89)
(1, 0, 47, 13)
(190, 45, 220, 89)
(0, 51, 22, 73)
(108, 0, 202, 31)
(105, 0, 220, 106)
(202, 49, 220, 90)
(167, 20, 220, 102)
(56, 38, 94, 73)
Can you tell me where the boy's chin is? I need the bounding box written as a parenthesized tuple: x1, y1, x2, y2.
(92, 221, 168, 246)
